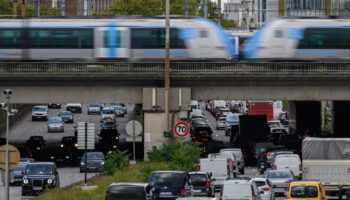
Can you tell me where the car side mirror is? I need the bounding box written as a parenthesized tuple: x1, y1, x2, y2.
(212, 178, 216, 181)
(260, 191, 264, 194)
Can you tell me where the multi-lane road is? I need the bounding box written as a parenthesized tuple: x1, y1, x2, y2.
(0, 103, 135, 200)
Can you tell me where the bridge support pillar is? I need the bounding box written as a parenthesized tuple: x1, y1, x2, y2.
(289, 101, 321, 137)
(142, 88, 191, 160)
(331, 101, 350, 137)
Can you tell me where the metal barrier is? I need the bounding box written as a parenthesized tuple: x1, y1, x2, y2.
(0, 62, 349, 74)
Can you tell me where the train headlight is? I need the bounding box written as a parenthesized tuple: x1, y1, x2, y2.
(23, 179, 28, 184)
(47, 179, 53, 184)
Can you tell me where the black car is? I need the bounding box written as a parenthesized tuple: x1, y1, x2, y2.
(66, 103, 82, 113)
(101, 120, 118, 130)
(22, 162, 59, 196)
(59, 111, 74, 123)
(12, 162, 29, 185)
(105, 183, 149, 200)
(190, 125, 213, 142)
(48, 103, 61, 109)
(26, 136, 46, 153)
(189, 172, 214, 197)
(80, 152, 105, 173)
(0, 137, 6, 146)
(52, 136, 78, 164)
(148, 171, 192, 200)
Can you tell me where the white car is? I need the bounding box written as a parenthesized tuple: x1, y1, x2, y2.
(221, 179, 262, 200)
(32, 106, 48, 121)
(274, 154, 302, 179)
(251, 178, 274, 200)
(100, 107, 115, 122)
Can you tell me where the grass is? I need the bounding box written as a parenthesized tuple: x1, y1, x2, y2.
(36, 165, 145, 200)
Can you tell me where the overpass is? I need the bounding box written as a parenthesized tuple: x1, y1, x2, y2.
(0, 62, 350, 104)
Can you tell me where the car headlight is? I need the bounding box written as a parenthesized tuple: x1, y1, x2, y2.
(115, 136, 119, 140)
(101, 161, 105, 165)
(81, 162, 85, 166)
(74, 143, 78, 147)
(23, 179, 28, 184)
(47, 179, 53, 184)
(60, 144, 64, 148)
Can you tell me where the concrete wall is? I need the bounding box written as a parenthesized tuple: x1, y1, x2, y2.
(142, 88, 191, 111)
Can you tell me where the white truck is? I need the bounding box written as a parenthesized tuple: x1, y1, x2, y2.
(302, 137, 350, 200)
(199, 158, 232, 192)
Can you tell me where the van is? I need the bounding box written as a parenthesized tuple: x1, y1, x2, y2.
(274, 154, 302, 179)
(207, 153, 238, 177)
(198, 158, 232, 191)
(221, 179, 262, 200)
(191, 100, 200, 110)
(287, 181, 326, 200)
(220, 148, 245, 174)
(105, 182, 149, 200)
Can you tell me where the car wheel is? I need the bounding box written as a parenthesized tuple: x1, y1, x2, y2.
(87, 112, 90, 115)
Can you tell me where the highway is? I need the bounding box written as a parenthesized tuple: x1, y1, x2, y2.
(0, 103, 135, 199)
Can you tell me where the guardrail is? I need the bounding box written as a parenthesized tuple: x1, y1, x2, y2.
(0, 62, 350, 74)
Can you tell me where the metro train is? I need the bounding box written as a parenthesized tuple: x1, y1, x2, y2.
(243, 17, 350, 61)
(0, 17, 235, 61)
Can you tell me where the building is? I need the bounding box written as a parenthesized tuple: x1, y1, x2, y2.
(94, 0, 114, 14)
(224, 0, 254, 28)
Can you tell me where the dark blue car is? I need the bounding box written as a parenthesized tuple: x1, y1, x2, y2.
(148, 171, 192, 200)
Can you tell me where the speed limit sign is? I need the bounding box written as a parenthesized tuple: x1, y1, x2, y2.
(174, 122, 189, 137)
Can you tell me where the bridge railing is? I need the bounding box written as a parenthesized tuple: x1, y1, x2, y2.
(0, 62, 350, 74)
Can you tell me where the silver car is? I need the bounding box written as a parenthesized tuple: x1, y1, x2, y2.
(252, 178, 275, 200)
(266, 170, 295, 197)
(88, 104, 101, 115)
(100, 107, 115, 122)
(32, 106, 48, 121)
(216, 117, 226, 130)
(48, 117, 64, 132)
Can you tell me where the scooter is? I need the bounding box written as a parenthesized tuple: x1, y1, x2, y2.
(258, 161, 267, 175)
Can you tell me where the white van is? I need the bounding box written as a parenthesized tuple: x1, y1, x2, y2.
(273, 101, 283, 120)
(274, 154, 302, 179)
(191, 100, 200, 110)
(207, 153, 238, 177)
(199, 158, 231, 191)
(221, 179, 262, 200)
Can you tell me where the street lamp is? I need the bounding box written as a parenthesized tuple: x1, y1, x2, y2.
(2, 89, 17, 200)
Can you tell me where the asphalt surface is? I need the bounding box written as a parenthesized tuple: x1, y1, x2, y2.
(0, 103, 135, 200)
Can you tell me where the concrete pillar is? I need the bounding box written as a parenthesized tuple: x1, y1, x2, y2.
(289, 101, 321, 137)
(332, 101, 350, 137)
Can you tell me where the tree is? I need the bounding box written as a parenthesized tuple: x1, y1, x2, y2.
(0, 0, 61, 18)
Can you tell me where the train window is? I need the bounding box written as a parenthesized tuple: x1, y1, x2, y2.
(298, 28, 349, 49)
(274, 30, 284, 38)
(104, 30, 120, 48)
(199, 30, 209, 38)
(0, 29, 21, 48)
(29, 29, 93, 49)
(131, 28, 185, 49)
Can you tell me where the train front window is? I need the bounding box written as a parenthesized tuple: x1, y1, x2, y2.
(297, 28, 349, 49)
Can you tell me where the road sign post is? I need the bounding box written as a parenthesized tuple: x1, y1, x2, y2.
(126, 120, 142, 167)
(77, 122, 95, 186)
(174, 122, 189, 152)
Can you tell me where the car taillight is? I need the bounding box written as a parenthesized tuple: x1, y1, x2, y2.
(241, 157, 244, 164)
(320, 195, 324, 200)
(274, 165, 277, 169)
(299, 164, 302, 171)
(220, 192, 223, 200)
(284, 180, 292, 183)
(252, 191, 256, 200)
(180, 189, 185, 196)
(232, 161, 235, 166)
(227, 165, 230, 175)
(270, 137, 274, 140)
(206, 180, 210, 187)
(286, 195, 289, 199)
(198, 165, 200, 171)
(261, 187, 270, 191)
(267, 152, 271, 156)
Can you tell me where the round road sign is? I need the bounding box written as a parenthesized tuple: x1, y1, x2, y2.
(174, 122, 189, 137)
(126, 120, 143, 137)
(0, 144, 21, 170)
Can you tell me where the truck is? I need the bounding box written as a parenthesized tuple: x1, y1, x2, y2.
(248, 101, 274, 122)
(225, 113, 241, 136)
(302, 137, 350, 199)
(232, 115, 269, 165)
(198, 158, 232, 191)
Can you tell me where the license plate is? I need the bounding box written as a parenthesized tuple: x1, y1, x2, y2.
(160, 192, 172, 196)
(33, 186, 43, 191)
(261, 164, 264, 167)
(194, 190, 202, 193)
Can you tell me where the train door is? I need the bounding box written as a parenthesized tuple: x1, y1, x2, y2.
(197, 29, 212, 58)
(270, 29, 286, 58)
(94, 27, 129, 59)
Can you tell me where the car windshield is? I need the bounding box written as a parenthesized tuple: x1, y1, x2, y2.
(25, 164, 54, 175)
(219, 118, 226, 122)
(267, 171, 292, 179)
(49, 118, 62, 123)
(102, 109, 114, 114)
(103, 122, 115, 126)
(269, 122, 280, 126)
(254, 181, 266, 187)
(83, 152, 104, 160)
(189, 174, 207, 181)
(108, 185, 145, 200)
(14, 163, 27, 171)
(150, 173, 182, 187)
(221, 150, 242, 159)
(34, 107, 46, 112)
(291, 186, 318, 198)
(89, 104, 99, 107)
(60, 112, 71, 116)
(114, 106, 122, 110)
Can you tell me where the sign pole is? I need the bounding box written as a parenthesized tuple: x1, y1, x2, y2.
(84, 122, 87, 186)
(132, 115, 136, 166)
(5, 101, 9, 200)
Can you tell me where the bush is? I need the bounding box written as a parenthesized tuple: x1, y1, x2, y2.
(102, 150, 130, 175)
(147, 140, 202, 172)
(137, 162, 169, 182)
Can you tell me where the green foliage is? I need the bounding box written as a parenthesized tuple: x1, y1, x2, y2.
(147, 140, 202, 172)
(0, 1, 61, 18)
(137, 162, 169, 182)
(102, 150, 130, 176)
(221, 19, 236, 28)
(282, 101, 289, 111)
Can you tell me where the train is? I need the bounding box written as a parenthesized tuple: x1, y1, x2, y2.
(0, 17, 235, 61)
(242, 17, 350, 61)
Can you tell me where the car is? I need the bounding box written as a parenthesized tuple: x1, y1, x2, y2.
(271, 151, 294, 167)
(101, 120, 118, 130)
(47, 117, 64, 132)
(215, 107, 230, 120)
(120, 103, 127, 114)
(52, 137, 77, 164)
(59, 111, 74, 123)
(266, 147, 292, 166)
(207, 153, 238, 178)
(114, 105, 125, 117)
(273, 154, 302, 180)
(148, 171, 192, 200)
(252, 178, 274, 200)
(287, 181, 326, 200)
(269, 128, 288, 145)
(32, 106, 48, 121)
(216, 117, 226, 130)
(221, 179, 262, 200)
(266, 170, 295, 197)
(66, 103, 82, 113)
(219, 148, 245, 175)
(101, 107, 116, 122)
(105, 182, 149, 200)
(267, 120, 282, 128)
(26, 136, 46, 153)
(191, 114, 205, 122)
(190, 125, 212, 142)
(48, 103, 61, 109)
(22, 162, 59, 196)
(12, 162, 29, 185)
(87, 104, 101, 115)
(177, 198, 217, 200)
(20, 158, 35, 163)
(80, 152, 105, 173)
(188, 172, 214, 197)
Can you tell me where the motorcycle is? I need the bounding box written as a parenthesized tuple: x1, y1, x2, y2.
(258, 161, 267, 175)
